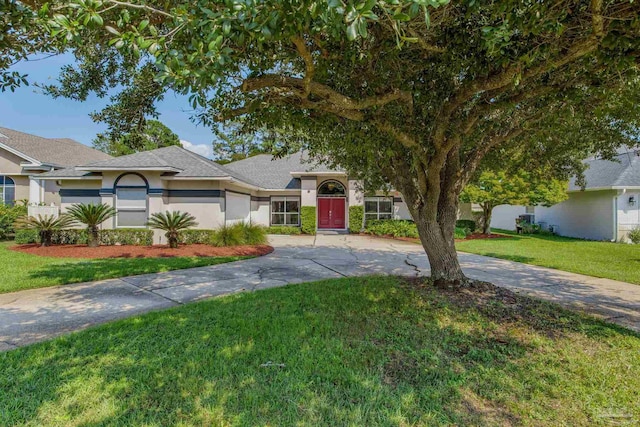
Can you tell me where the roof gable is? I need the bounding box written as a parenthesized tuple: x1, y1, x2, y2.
(0, 127, 112, 166)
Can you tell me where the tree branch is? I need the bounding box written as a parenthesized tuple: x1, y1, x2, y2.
(240, 74, 411, 115)
(291, 36, 314, 98)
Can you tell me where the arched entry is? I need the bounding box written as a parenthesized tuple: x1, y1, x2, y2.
(317, 180, 346, 229)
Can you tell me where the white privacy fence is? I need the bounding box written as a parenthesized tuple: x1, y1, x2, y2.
(28, 205, 60, 218)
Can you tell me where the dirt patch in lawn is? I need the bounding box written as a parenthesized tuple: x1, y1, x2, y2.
(11, 244, 274, 259)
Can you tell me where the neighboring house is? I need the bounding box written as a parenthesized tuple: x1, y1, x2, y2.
(0, 127, 111, 206)
(37, 146, 414, 242)
(490, 151, 640, 241)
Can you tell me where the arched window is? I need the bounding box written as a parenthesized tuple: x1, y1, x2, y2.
(0, 176, 15, 206)
(114, 173, 148, 227)
(317, 180, 346, 196)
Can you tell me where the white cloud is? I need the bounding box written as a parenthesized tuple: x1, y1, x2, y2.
(180, 139, 212, 158)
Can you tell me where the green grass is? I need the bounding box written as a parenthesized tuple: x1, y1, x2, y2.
(456, 229, 640, 284)
(0, 241, 251, 294)
(1, 276, 638, 426)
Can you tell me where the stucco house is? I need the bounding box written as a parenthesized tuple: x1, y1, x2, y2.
(36, 146, 413, 242)
(490, 151, 640, 241)
(0, 127, 111, 206)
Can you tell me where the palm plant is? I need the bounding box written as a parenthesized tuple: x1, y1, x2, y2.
(15, 214, 76, 247)
(66, 203, 117, 247)
(147, 211, 198, 248)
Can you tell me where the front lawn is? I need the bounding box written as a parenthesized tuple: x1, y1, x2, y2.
(0, 241, 251, 294)
(456, 230, 640, 284)
(1, 276, 638, 426)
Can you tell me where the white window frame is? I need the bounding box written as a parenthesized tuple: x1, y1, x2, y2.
(115, 187, 148, 228)
(270, 196, 301, 226)
(0, 176, 15, 206)
(364, 197, 394, 220)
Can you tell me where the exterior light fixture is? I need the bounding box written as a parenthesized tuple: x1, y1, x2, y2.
(629, 196, 636, 206)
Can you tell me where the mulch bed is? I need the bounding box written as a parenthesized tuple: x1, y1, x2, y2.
(10, 244, 274, 259)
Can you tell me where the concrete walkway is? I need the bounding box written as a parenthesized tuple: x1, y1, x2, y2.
(1, 234, 639, 351)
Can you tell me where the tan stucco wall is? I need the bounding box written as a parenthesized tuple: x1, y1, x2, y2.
(0, 148, 26, 174)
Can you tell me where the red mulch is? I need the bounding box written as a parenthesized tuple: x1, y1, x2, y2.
(10, 244, 274, 259)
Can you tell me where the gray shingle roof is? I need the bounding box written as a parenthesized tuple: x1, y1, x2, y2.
(570, 151, 640, 190)
(224, 152, 341, 189)
(39, 145, 260, 184)
(0, 126, 112, 166)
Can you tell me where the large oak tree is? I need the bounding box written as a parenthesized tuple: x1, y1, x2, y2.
(6, 0, 640, 284)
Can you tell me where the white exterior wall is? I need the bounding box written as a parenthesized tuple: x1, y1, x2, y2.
(301, 177, 317, 207)
(225, 191, 251, 226)
(535, 190, 616, 241)
(489, 205, 528, 231)
(251, 199, 270, 226)
(616, 190, 640, 241)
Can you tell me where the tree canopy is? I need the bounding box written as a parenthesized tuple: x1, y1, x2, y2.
(4, 0, 640, 284)
(460, 170, 568, 234)
(93, 119, 181, 156)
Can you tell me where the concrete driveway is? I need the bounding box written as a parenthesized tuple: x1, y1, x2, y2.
(1, 234, 639, 351)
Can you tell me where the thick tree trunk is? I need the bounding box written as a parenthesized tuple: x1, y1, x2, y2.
(414, 214, 466, 286)
(482, 204, 493, 235)
(88, 226, 99, 247)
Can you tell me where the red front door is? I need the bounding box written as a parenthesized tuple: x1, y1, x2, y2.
(317, 198, 346, 229)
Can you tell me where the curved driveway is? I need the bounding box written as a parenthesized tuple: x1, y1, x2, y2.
(1, 234, 638, 351)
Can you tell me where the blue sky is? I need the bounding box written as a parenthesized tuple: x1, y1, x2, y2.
(0, 53, 215, 158)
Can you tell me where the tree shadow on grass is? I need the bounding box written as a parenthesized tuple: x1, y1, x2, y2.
(26, 256, 247, 286)
(1, 277, 638, 426)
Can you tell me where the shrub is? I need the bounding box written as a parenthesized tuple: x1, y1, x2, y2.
(266, 226, 301, 235)
(51, 229, 88, 245)
(15, 214, 77, 247)
(455, 219, 476, 234)
(236, 222, 268, 245)
(300, 206, 316, 235)
(348, 205, 364, 233)
(66, 203, 117, 247)
(454, 227, 467, 239)
(147, 211, 198, 248)
(179, 229, 217, 244)
(365, 220, 419, 239)
(99, 229, 153, 246)
(0, 203, 27, 239)
(14, 229, 38, 244)
(210, 224, 244, 247)
(628, 227, 640, 244)
(520, 223, 541, 234)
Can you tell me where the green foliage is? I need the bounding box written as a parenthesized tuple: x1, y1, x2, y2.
(461, 170, 568, 208)
(0, 202, 27, 239)
(348, 205, 364, 233)
(212, 118, 270, 163)
(94, 119, 181, 156)
(15, 214, 76, 246)
(461, 170, 568, 233)
(66, 202, 117, 246)
(209, 222, 268, 247)
(14, 228, 38, 244)
(300, 206, 316, 235)
(266, 226, 302, 235)
(237, 222, 268, 245)
(178, 229, 217, 245)
(98, 229, 153, 246)
(455, 220, 476, 234)
(14, 228, 153, 246)
(454, 227, 467, 239)
(209, 224, 244, 247)
(628, 227, 640, 245)
(365, 220, 419, 239)
(147, 210, 198, 248)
